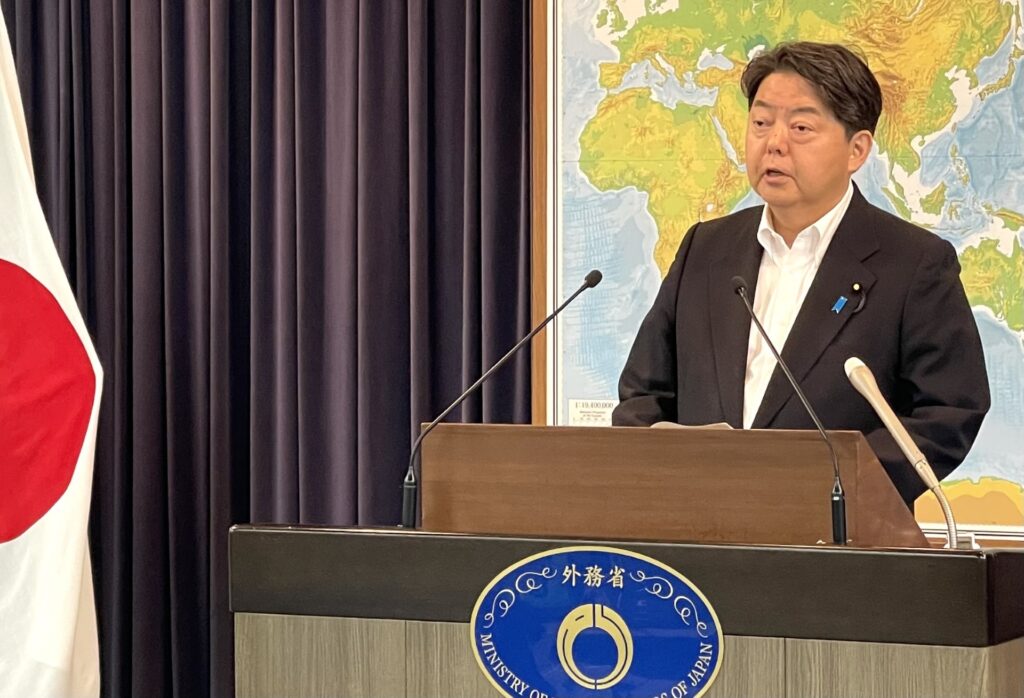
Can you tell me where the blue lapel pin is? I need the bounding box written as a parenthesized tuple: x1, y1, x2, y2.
(831, 296, 848, 314)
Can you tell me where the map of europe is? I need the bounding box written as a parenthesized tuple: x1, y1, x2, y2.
(556, 0, 1024, 532)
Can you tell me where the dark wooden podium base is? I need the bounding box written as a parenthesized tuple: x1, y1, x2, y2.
(230, 527, 1024, 698)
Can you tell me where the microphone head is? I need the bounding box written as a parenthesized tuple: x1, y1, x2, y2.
(844, 356, 879, 399)
(585, 269, 603, 288)
(731, 275, 748, 295)
(844, 356, 866, 378)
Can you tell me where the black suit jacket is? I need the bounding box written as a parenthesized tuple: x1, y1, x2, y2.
(612, 187, 990, 506)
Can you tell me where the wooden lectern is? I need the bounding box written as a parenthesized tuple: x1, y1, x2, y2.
(231, 424, 1024, 697)
(421, 424, 927, 548)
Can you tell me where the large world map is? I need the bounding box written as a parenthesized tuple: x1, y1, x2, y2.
(554, 0, 1024, 533)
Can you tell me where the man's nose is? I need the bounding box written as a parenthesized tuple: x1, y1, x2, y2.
(766, 124, 787, 154)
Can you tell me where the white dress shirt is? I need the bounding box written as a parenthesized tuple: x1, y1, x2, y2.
(742, 182, 854, 428)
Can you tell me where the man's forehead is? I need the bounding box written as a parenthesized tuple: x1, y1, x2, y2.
(751, 99, 825, 116)
(750, 72, 832, 118)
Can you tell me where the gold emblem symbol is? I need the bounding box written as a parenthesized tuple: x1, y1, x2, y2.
(556, 603, 634, 690)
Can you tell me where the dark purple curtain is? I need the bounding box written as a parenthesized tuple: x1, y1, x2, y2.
(1, 1, 532, 696)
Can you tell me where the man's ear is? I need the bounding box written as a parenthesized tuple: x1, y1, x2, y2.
(848, 130, 873, 173)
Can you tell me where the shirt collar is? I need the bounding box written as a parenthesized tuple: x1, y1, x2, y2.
(756, 181, 854, 266)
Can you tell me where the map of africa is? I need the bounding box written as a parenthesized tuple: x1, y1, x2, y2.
(554, 0, 1024, 534)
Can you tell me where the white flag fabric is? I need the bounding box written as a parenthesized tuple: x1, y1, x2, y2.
(0, 8, 102, 698)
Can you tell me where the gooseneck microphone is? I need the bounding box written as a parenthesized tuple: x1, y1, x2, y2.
(401, 269, 604, 528)
(732, 276, 848, 546)
(844, 357, 960, 548)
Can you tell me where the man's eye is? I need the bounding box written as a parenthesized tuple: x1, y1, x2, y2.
(794, 124, 811, 133)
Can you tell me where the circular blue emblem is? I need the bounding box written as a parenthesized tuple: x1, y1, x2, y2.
(470, 546, 723, 698)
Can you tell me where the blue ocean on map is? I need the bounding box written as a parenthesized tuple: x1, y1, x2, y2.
(959, 312, 1024, 481)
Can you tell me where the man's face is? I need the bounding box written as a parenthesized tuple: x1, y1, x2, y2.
(744, 71, 871, 234)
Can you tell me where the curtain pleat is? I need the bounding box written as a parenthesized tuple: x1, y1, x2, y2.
(207, 4, 253, 695)
(1, 1, 532, 696)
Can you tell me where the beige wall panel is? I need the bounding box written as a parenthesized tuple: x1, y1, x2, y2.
(236, 613, 1024, 698)
(786, 636, 1024, 698)
(405, 620, 498, 697)
(235, 613, 406, 698)
(704, 635, 785, 698)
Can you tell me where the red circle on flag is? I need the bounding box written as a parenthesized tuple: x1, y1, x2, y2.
(0, 259, 96, 543)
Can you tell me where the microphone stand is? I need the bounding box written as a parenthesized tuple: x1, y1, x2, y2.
(845, 357, 963, 549)
(401, 270, 603, 528)
(733, 276, 848, 546)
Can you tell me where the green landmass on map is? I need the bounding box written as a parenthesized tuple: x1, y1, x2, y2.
(581, 0, 1016, 275)
(920, 183, 947, 216)
(883, 187, 913, 220)
(578, 88, 748, 266)
(960, 237, 1024, 331)
(979, 44, 1023, 100)
(596, 0, 627, 32)
(994, 208, 1024, 232)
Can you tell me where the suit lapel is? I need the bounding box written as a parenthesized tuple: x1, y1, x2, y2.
(709, 216, 764, 428)
(751, 189, 879, 428)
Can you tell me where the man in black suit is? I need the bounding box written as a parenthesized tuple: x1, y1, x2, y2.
(612, 42, 990, 507)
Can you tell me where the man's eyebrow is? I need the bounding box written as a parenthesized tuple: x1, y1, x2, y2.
(750, 100, 824, 116)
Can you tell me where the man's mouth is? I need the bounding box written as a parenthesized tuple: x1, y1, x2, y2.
(764, 168, 788, 178)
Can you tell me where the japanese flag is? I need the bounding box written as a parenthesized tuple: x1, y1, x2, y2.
(0, 7, 102, 698)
